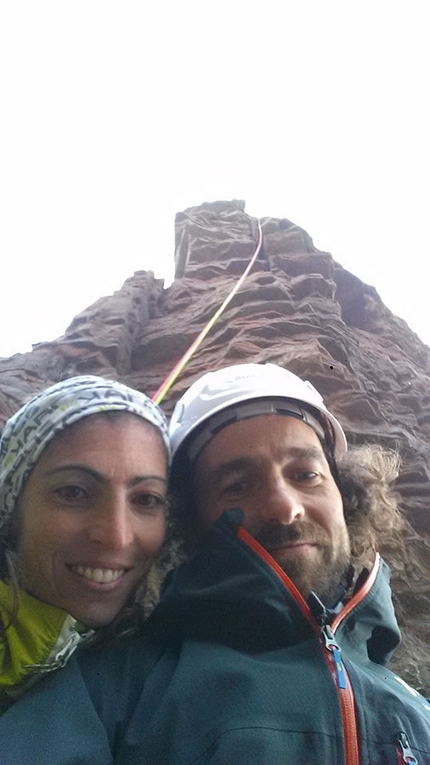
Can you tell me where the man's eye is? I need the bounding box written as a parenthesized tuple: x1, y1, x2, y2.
(295, 471, 320, 482)
(221, 480, 249, 495)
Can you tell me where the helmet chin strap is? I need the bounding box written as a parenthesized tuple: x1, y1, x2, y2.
(187, 397, 326, 466)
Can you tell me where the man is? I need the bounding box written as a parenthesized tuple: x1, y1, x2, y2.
(1, 363, 429, 763)
(109, 362, 429, 763)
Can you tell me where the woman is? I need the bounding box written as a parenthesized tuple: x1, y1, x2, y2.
(0, 374, 169, 711)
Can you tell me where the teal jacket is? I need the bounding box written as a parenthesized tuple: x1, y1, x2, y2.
(1, 511, 429, 763)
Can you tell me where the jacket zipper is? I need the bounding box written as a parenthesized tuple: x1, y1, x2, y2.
(326, 554, 382, 765)
(236, 526, 362, 765)
(397, 731, 418, 764)
(319, 623, 359, 765)
(329, 557, 421, 765)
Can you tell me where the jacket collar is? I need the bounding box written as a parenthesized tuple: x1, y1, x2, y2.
(154, 510, 401, 663)
(0, 581, 93, 705)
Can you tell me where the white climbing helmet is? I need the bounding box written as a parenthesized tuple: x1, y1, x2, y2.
(169, 363, 347, 465)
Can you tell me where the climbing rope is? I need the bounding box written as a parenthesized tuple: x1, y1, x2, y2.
(152, 219, 263, 405)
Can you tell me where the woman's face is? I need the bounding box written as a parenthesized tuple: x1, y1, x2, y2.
(16, 413, 168, 628)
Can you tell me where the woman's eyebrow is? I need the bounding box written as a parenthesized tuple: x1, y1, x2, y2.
(128, 476, 167, 487)
(42, 465, 167, 486)
(42, 464, 106, 482)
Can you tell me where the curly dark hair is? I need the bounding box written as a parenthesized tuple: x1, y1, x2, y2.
(336, 444, 405, 571)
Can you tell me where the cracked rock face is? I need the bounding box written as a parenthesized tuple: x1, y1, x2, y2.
(1, 200, 429, 694)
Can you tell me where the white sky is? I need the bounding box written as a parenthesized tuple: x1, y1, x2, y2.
(1, 1, 429, 358)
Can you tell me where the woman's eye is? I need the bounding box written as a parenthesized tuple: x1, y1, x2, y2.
(134, 493, 166, 512)
(54, 485, 87, 501)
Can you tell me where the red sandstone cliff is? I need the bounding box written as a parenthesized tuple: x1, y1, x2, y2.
(1, 200, 429, 693)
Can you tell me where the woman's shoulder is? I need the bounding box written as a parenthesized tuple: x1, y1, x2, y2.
(0, 580, 91, 710)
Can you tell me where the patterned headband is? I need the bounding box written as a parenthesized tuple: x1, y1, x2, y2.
(0, 375, 169, 529)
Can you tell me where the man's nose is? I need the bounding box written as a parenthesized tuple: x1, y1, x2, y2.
(87, 496, 133, 549)
(262, 474, 305, 524)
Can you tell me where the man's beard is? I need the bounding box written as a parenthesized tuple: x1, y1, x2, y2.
(256, 521, 351, 604)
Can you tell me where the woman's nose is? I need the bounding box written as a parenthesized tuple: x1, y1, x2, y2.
(86, 496, 133, 549)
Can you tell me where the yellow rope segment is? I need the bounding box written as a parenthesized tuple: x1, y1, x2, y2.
(152, 219, 263, 405)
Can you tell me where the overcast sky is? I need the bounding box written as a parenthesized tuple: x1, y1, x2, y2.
(1, 1, 429, 358)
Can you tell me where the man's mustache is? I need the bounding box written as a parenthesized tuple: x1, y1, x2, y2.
(255, 522, 328, 550)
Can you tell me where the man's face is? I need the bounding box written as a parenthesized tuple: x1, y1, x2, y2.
(194, 414, 350, 601)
